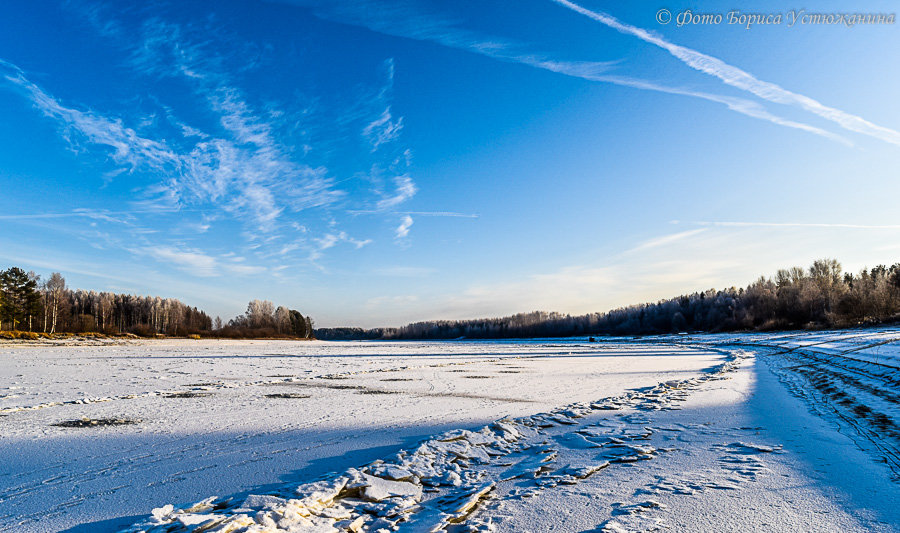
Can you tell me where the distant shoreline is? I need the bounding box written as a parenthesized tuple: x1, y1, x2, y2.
(0, 331, 318, 344)
(5, 322, 899, 345)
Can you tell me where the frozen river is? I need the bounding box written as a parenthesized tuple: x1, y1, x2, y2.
(0, 334, 897, 532)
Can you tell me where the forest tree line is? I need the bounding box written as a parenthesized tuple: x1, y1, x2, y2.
(0, 267, 313, 338)
(315, 259, 900, 340)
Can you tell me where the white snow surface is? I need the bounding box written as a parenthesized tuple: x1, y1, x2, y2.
(0, 331, 898, 532)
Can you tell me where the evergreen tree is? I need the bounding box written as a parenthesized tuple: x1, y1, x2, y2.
(0, 267, 42, 331)
(289, 310, 306, 337)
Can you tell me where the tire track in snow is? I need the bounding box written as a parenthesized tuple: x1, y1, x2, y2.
(760, 348, 900, 479)
(673, 331, 900, 481)
(699, 331, 900, 480)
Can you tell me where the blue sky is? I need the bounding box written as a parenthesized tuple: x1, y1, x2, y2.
(1, 0, 899, 327)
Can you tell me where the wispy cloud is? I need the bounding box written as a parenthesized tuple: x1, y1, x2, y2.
(551, 0, 900, 147)
(362, 58, 405, 152)
(1, 56, 342, 231)
(131, 244, 270, 277)
(395, 215, 414, 240)
(0, 59, 181, 170)
(363, 107, 404, 151)
(138, 245, 220, 277)
(0, 58, 314, 278)
(377, 175, 418, 210)
(1, 8, 415, 266)
(310, 231, 373, 261)
(624, 228, 708, 253)
(354, 59, 418, 211)
(132, 20, 344, 228)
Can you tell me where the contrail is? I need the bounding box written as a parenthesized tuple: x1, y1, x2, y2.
(551, 0, 900, 147)
(284, 0, 849, 144)
(697, 221, 900, 229)
(575, 74, 850, 145)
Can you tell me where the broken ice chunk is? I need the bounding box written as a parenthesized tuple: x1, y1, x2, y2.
(240, 494, 288, 511)
(360, 473, 423, 502)
(369, 464, 417, 482)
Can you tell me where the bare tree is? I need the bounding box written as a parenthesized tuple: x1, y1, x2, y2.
(246, 300, 275, 329)
(46, 272, 66, 334)
(274, 306, 291, 334)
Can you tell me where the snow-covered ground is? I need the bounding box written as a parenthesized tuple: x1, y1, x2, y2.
(0, 331, 897, 532)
